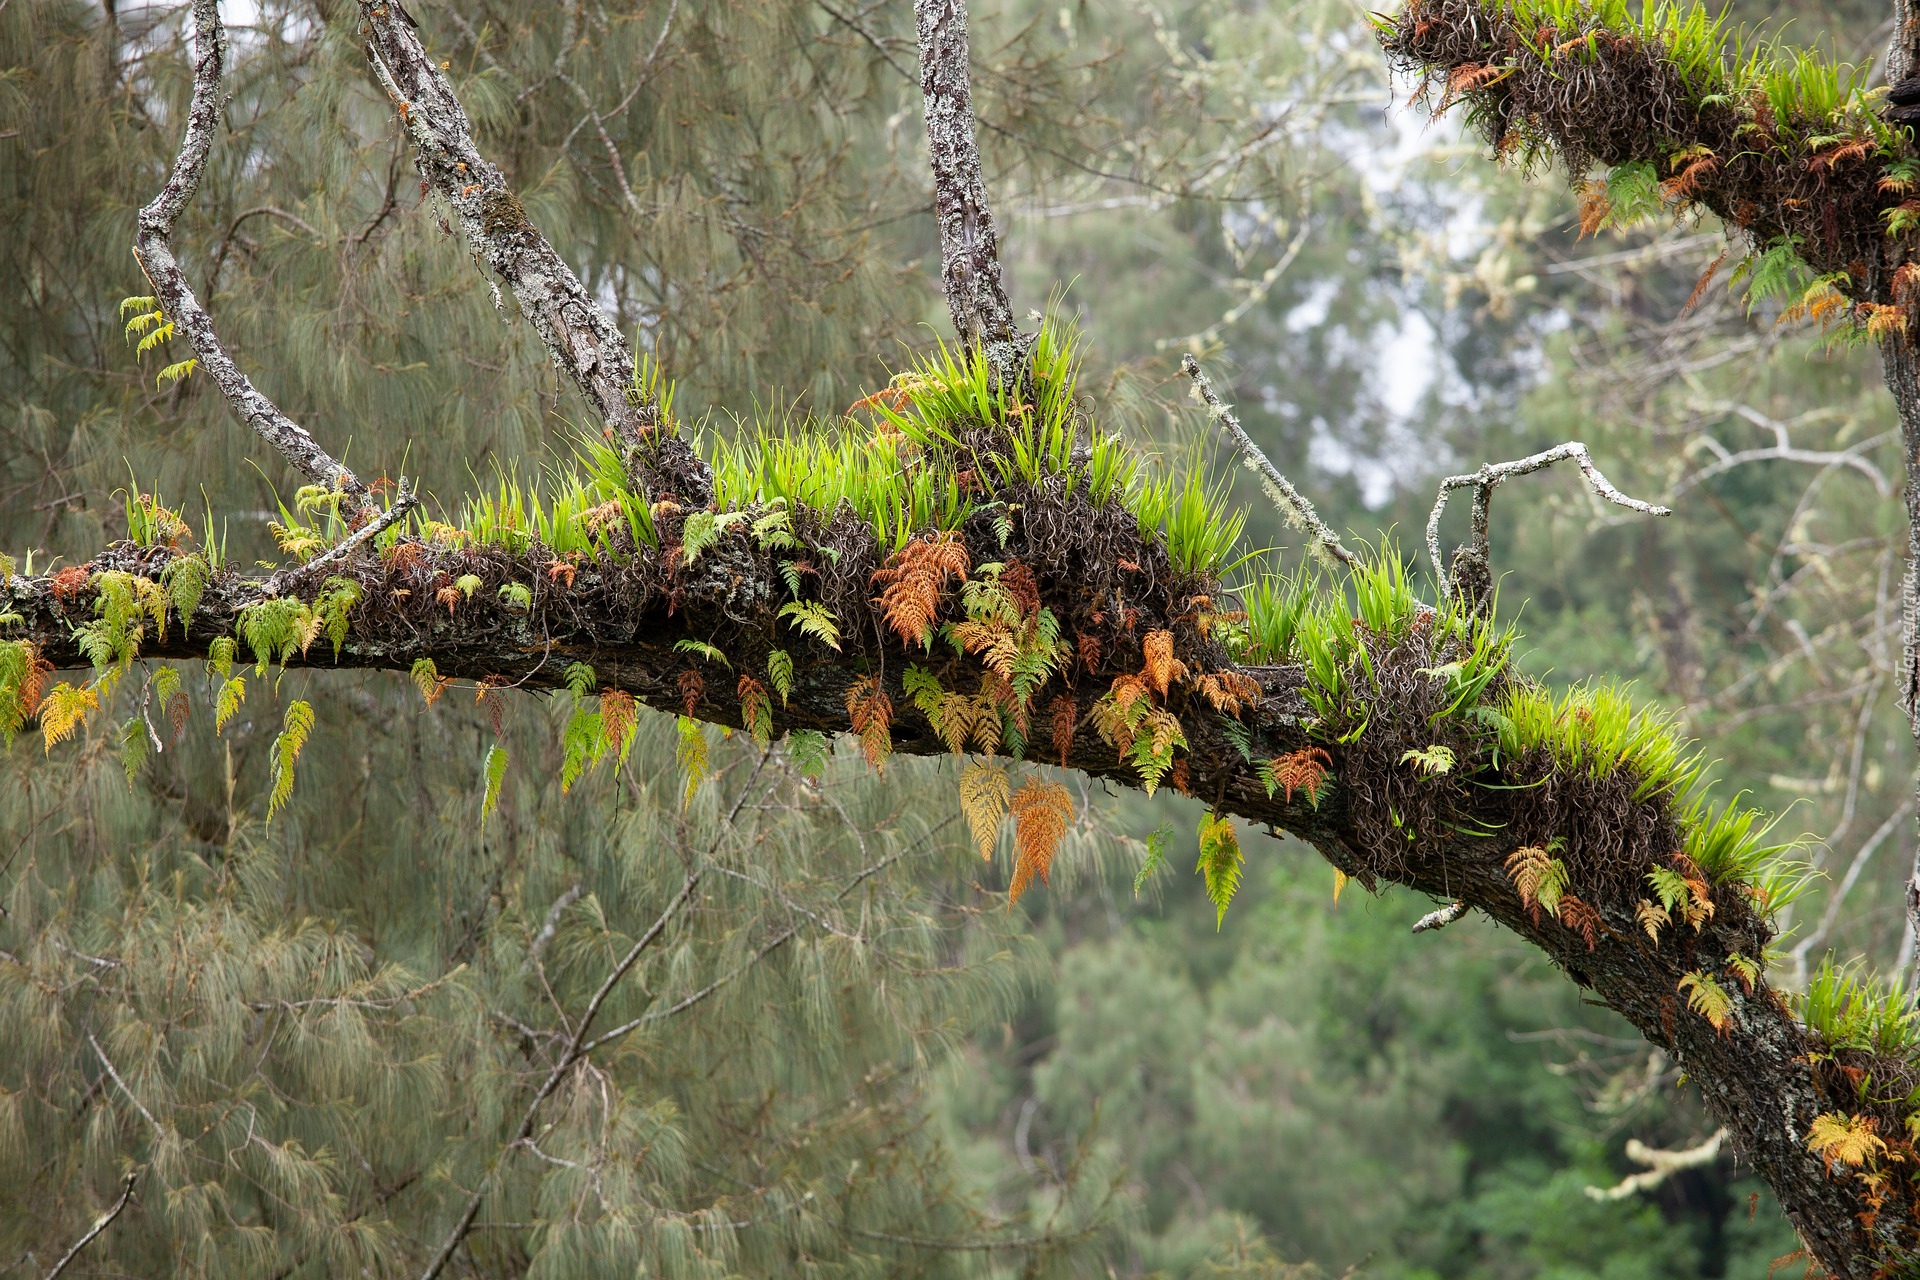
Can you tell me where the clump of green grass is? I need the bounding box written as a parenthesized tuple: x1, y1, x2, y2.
(1493, 680, 1701, 798)
(460, 434, 658, 558)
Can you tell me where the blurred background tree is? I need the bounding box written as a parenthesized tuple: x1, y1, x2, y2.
(0, 0, 1900, 1274)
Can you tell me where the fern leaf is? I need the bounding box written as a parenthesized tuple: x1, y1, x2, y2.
(411, 657, 448, 706)
(156, 357, 198, 387)
(1196, 812, 1244, 929)
(599, 689, 639, 764)
(779, 600, 842, 650)
(40, 682, 99, 752)
(480, 743, 508, 827)
(844, 675, 893, 772)
(1008, 777, 1074, 905)
(1399, 744, 1455, 776)
(1141, 629, 1186, 697)
(1678, 970, 1734, 1034)
(118, 716, 150, 789)
(1133, 823, 1172, 897)
(214, 676, 246, 732)
(1635, 898, 1670, 944)
(207, 635, 237, 681)
(267, 699, 315, 819)
(676, 715, 709, 807)
(674, 638, 732, 668)
(766, 649, 793, 705)
(1505, 843, 1569, 923)
(1807, 1112, 1886, 1170)
(564, 661, 596, 697)
(737, 675, 772, 746)
(959, 762, 1010, 861)
(786, 728, 829, 780)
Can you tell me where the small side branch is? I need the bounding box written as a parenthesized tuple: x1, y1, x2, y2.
(134, 0, 376, 523)
(1427, 442, 1670, 605)
(1411, 900, 1467, 933)
(1181, 354, 1356, 567)
(915, 0, 1019, 368)
(358, 3, 712, 507)
(1584, 1129, 1727, 1201)
(41, 1170, 139, 1280)
(264, 478, 419, 597)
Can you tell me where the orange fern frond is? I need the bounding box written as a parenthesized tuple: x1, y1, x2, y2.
(1557, 894, 1601, 950)
(1049, 694, 1077, 766)
(1008, 777, 1074, 904)
(1262, 747, 1332, 806)
(1141, 630, 1186, 698)
(872, 531, 970, 648)
(678, 668, 705, 717)
(844, 674, 893, 771)
(1191, 670, 1262, 717)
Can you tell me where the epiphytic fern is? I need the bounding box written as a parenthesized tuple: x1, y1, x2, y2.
(1196, 811, 1244, 929)
(785, 728, 830, 780)
(411, 657, 448, 706)
(677, 668, 705, 717)
(1727, 953, 1761, 993)
(872, 531, 969, 649)
(1648, 863, 1715, 930)
(1049, 694, 1076, 767)
(1259, 747, 1332, 807)
(1191, 670, 1261, 717)
(767, 649, 794, 705)
(1678, 970, 1734, 1034)
(779, 600, 842, 650)
(1400, 744, 1456, 776)
(1505, 841, 1569, 924)
(676, 715, 709, 806)
(1008, 777, 1074, 905)
(161, 554, 209, 635)
(1635, 898, 1671, 943)
(480, 743, 508, 828)
(959, 762, 1010, 860)
(267, 699, 315, 819)
(1557, 895, 1601, 950)
(600, 690, 639, 765)
(1807, 1113, 1886, 1171)
(737, 675, 772, 746)
(1133, 823, 1172, 897)
(40, 682, 99, 752)
(315, 577, 361, 659)
(215, 674, 247, 732)
(119, 716, 149, 789)
(845, 675, 893, 772)
(564, 662, 596, 697)
(675, 638, 731, 669)
(0, 640, 50, 746)
(1141, 630, 1186, 698)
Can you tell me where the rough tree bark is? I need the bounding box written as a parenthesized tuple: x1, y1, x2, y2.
(0, 0, 1906, 1273)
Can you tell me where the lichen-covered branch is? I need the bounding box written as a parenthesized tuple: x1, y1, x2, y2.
(0, 423, 1908, 1270)
(915, 0, 1019, 370)
(356, 2, 712, 507)
(1426, 443, 1669, 606)
(133, 0, 376, 523)
(1182, 354, 1356, 567)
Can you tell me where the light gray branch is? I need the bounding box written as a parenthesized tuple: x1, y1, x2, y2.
(41, 1171, 138, 1280)
(1180, 354, 1356, 567)
(1427, 443, 1670, 605)
(358, 3, 712, 506)
(915, 0, 1018, 369)
(134, 0, 376, 523)
(264, 478, 419, 597)
(1411, 900, 1468, 933)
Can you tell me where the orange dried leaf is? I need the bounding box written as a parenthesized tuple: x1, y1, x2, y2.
(844, 674, 893, 772)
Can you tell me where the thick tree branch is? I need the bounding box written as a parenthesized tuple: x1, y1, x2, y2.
(915, 0, 1019, 370)
(356, 2, 712, 507)
(134, 0, 376, 523)
(2, 481, 1900, 1272)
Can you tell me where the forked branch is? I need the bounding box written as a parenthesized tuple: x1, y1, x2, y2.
(357, 3, 713, 507)
(915, 0, 1020, 371)
(1427, 443, 1670, 605)
(134, 0, 377, 524)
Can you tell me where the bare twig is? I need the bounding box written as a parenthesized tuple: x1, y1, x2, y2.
(915, 0, 1018, 368)
(1180, 353, 1355, 566)
(357, 3, 711, 506)
(1583, 1129, 1727, 1202)
(87, 1031, 162, 1140)
(263, 478, 419, 597)
(1427, 443, 1670, 604)
(41, 1170, 138, 1280)
(134, 0, 376, 522)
